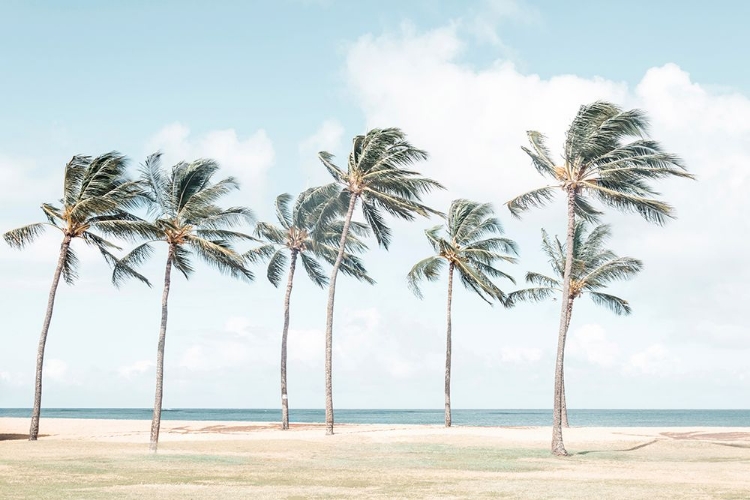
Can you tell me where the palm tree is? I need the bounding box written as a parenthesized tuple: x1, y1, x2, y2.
(506, 101, 693, 455)
(316, 127, 444, 435)
(247, 189, 374, 430)
(3, 152, 146, 440)
(407, 199, 517, 427)
(112, 153, 255, 452)
(507, 222, 642, 427)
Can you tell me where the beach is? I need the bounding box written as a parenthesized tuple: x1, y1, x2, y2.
(1, 418, 749, 499)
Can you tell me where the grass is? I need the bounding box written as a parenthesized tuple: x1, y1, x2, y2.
(0, 433, 749, 499)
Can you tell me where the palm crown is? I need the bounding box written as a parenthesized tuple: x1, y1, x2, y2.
(408, 199, 518, 303)
(508, 222, 642, 315)
(4, 152, 144, 282)
(317, 127, 445, 247)
(507, 101, 694, 223)
(112, 153, 255, 285)
(248, 190, 374, 287)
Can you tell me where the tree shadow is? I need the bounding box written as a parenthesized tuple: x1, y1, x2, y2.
(575, 438, 661, 455)
(0, 433, 49, 441)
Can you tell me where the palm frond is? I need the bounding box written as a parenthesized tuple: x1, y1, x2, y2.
(506, 287, 557, 307)
(186, 235, 254, 283)
(112, 241, 157, 287)
(406, 256, 445, 299)
(3, 223, 54, 249)
(266, 248, 289, 287)
(361, 200, 392, 249)
(506, 185, 558, 218)
(588, 291, 632, 315)
(299, 251, 328, 288)
(61, 245, 79, 285)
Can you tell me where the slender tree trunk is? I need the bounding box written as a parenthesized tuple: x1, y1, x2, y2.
(561, 296, 574, 428)
(325, 194, 358, 435)
(29, 234, 71, 441)
(444, 262, 455, 427)
(280, 250, 298, 430)
(150, 246, 174, 453)
(551, 188, 576, 456)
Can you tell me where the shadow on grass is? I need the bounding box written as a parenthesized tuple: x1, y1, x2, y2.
(575, 439, 661, 456)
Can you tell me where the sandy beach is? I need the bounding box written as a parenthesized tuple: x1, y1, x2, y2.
(1, 418, 749, 499)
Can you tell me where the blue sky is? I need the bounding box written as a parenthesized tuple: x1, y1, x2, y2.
(1, 0, 749, 410)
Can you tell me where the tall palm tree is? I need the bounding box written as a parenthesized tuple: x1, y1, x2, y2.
(3, 152, 146, 440)
(112, 153, 255, 452)
(407, 199, 517, 427)
(507, 222, 642, 427)
(247, 189, 374, 430)
(317, 127, 444, 435)
(506, 101, 693, 455)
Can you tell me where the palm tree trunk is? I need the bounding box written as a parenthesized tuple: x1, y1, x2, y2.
(325, 194, 358, 435)
(280, 249, 298, 430)
(551, 188, 576, 456)
(149, 245, 174, 452)
(561, 296, 574, 429)
(444, 262, 455, 427)
(29, 234, 71, 441)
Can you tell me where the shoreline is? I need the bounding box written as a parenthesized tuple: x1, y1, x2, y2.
(3, 417, 750, 445)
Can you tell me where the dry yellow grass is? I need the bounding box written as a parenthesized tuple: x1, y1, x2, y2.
(1, 418, 749, 499)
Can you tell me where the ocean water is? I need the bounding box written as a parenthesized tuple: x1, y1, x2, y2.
(0, 408, 748, 427)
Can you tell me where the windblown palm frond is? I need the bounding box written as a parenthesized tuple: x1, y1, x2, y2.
(507, 222, 641, 314)
(507, 101, 693, 224)
(407, 199, 517, 304)
(319, 127, 445, 249)
(249, 190, 374, 289)
(111, 152, 255, 287)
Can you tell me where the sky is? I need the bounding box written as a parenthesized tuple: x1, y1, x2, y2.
(1, 0, 749, 410)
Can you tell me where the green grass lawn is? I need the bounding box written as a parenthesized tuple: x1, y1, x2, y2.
(1, 435, 748, 499)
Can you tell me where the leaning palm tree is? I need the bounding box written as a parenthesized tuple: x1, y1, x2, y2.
(407, 199, 517, 427)
(112, 153, 255, 452)
(2, 152, 146, 440)
(506, 101, 693, 455)
(317, 127, 444, 435)
(507, 222, 642, 427)
(247, 189, 374, 430)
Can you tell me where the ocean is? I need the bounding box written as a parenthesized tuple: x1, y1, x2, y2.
(1, 408, 748, 427)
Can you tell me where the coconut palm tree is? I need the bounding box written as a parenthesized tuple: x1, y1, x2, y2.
(317, 127, 444, 435)
(407, 199, 518, 427)
(247, 189, 374, 430)
(506, 101, 693, 455)
(507, 222, 642, 427)
(2, 152, 147, 440)
(112, 153, 255, 452)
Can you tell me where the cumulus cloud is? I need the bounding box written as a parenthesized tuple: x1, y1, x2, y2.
(624, 344, 682, 377)
(118, 360, 154, 379)
(298, 119, 345, 185)
(146, 123, 275, 195)
(567, 324, 620, 368)
(45, 359, 68, 382)
(499, 347, 542, 364)
(342, 22, 750, 391)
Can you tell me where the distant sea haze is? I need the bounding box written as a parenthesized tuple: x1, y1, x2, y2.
(1, 409, 748, 427)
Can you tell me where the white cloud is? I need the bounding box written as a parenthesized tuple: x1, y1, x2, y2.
(298, 119, 345, 185)
(499, 347, 542, 364)
(624, 344, 681, 377)
(118, 360, 154, 379)
(45, 358, 68, 381)
(342, 23, 750, 392)
(146, 123, 275, 195)
(567, 324, 619, 368)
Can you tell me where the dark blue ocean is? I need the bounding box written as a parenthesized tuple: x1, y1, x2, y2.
(1, 409, 748, 427)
